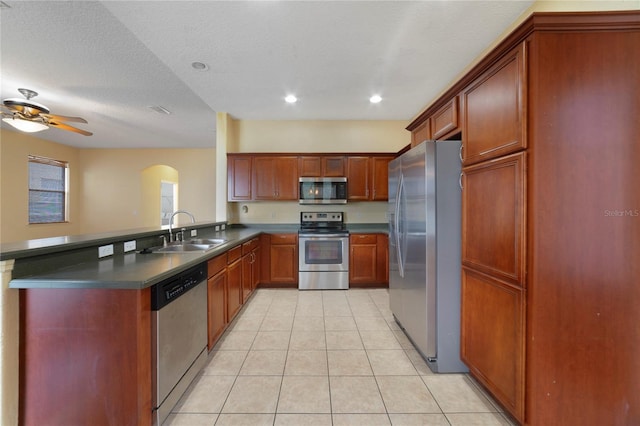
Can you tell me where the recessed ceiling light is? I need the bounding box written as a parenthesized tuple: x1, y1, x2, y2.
(369, 94, 382, 104)
(191, 62, 209, 71)
(285, 94, 297, 104)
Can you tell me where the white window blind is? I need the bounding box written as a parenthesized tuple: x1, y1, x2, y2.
(28, 155, 68, 224)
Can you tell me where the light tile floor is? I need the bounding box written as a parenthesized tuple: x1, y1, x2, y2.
(166, 289, 516, 426)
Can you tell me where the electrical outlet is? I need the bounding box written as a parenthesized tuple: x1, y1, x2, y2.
(215, 225, 220, 231)
(221, 224, 225, 230)
(123, 240, 136, 252)
(98, 244, 114, 258)
(190, 229, 197, 237)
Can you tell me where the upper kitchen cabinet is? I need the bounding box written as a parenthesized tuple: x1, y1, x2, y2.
(408, 11, 640, 425)
(252, 156, 299, 200)
(410, 119, 431, 148)
(298, 156, 346, 177)
(347, 155, 395, 201)
(460, 43, 526, 165)
(431, 97, 460, 140)
(227, 155, 252, 201)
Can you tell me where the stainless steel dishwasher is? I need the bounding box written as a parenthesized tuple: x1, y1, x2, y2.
(151, 263, 208, 426)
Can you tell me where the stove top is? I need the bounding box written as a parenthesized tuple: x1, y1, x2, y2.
(299, 211, 348, 235)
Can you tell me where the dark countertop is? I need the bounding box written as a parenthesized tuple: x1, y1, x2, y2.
(7, 222, 387, 290)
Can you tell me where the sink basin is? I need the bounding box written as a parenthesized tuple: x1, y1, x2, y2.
(186, 238, 226, 245)
(153, 243, 217, 253)
(150, 238, 226, 253)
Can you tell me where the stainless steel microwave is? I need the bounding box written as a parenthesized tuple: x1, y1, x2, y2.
(299, 177, 347, 204)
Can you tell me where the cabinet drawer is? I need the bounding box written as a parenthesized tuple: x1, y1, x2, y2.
(242, 238, 259, 255)
(227, 245, 242, 263)
(208, 254, 227, 277)
(270, 234, 297, 244)
(350, 234, 377, 244)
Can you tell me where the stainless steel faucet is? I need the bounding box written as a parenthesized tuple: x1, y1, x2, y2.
(168, 210, 195, 242)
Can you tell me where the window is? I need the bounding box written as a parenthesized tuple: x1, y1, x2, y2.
(160, 181, 177, 226)
(28, 155, 68, 224)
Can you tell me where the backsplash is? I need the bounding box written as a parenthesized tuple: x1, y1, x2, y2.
(227, 201, 388, 224)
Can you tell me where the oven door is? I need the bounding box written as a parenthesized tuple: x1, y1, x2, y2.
(298, 234, 349, 272)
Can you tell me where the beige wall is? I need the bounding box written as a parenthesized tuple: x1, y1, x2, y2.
(229, 120, 409, 153)
(0, 129, 82, 242)
(77, 148, 216, 234)
(0, 129, 216, 243)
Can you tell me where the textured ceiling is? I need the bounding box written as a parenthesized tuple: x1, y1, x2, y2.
(0, 1, 534, 148)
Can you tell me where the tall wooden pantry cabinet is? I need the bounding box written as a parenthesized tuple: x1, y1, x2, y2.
(407, 11, 640, 426)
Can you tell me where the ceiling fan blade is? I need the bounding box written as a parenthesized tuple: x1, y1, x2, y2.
(41, 113, 88, 124)
(48, 121, 93, 136)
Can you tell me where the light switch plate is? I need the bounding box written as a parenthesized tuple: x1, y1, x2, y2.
(190, 229, 197, 237)
(98, 244, 114, 258)
(124, 240, 136, 252)
(215, 225, 220, 231)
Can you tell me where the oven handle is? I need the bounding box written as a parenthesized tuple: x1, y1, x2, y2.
(298, 233, 349, 239)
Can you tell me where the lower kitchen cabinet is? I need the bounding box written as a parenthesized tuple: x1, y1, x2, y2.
(226, 246, 243, 322)
(262, 233, 298, 287)
(241, 238, 260, 303)
(349, 233, 388, 287)
(207, 254, 227, 350)
(461, 267, 525, 420)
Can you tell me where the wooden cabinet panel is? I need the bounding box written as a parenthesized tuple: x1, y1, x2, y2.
(347, 156, 370, 200)
(461, 43, 526, 165)
(431, 97, 460, 140)
(253, 156, 298, 200)
(207, 270, 227, 350)
(349, 233, 389, 286)
(269, 233, 298, 285)
(241, 238, 260, 302)
(226, 258, 242, 322)
(461, 267, 525, 422)
(371, 156, 394, 201)
(323, 156, 346, 176)
(227, 155, 252, 201)
(411, 119, 430, 147)
(298, 156, 322, 177)
(462, 152, 526, 286)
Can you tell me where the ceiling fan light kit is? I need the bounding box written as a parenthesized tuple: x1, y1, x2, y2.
(1, 88, 92, 136)
(2, 116, 48, 133)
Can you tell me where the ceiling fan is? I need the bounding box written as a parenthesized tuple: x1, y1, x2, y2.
(1, 88, 92, 136)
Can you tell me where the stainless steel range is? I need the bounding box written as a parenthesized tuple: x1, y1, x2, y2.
(298, 211, 349, 290)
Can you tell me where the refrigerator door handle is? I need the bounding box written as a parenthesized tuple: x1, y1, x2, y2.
(395, 173, 405, 278)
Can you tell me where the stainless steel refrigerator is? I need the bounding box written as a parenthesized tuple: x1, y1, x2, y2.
(388, 140, 468, 373)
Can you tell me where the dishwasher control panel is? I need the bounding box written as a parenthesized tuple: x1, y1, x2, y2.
(151, 263, 206, 310)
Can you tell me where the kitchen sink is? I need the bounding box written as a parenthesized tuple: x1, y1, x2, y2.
(185, 238, 226, 245)
(151, 239, 226, 253)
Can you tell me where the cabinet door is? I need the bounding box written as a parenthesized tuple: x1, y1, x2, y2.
(269, 234, 298, 285)
(371, 156, 394, 201)
(241, 253, 252, 303)
(461, 43, 526, 165)
(252, 246, 261, 291)
(349, 234, 378, 284)
(299, 156, 322, 177)
(323, 156, 346, 176)
(227, 155, 252, 201)
(347, 156, 370, 200)
(376, 234, 389, 283)
(254, 156, 298, 200)
(462, 152, 526, 286)
(411, 119, 431, 148)
(274, 157, 299, 200)
(461, 267, 525, 422)
(253, 157, 277, 200)
(431, 97, 460, 140)
(226, 259, 242, 322)
(207, 270, 227, 350)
